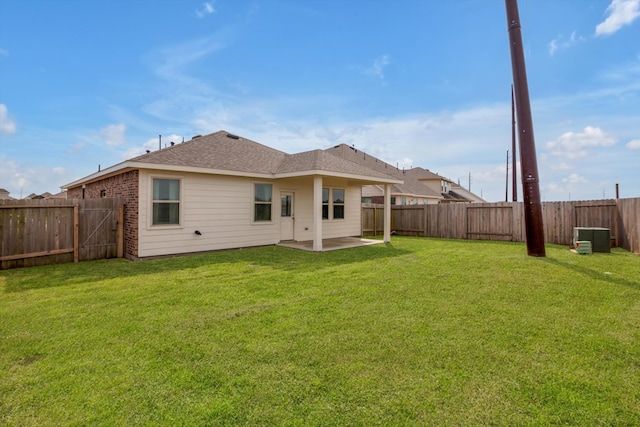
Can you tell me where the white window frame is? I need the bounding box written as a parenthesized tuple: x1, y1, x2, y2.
(332, 188, 345, 220)
(252, 182, 274, 223)
(322, 187, 345, 221)
(149, 176, 182, 228)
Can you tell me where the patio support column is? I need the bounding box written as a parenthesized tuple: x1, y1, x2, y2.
(384, 184, 391, 243)
(313, 175, 323, 251)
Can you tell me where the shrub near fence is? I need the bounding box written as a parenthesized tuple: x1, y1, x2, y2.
(0, 198, 124, 269)
(362, 198, 640, 253)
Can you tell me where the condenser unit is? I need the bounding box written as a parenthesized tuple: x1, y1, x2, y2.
(575, 240, 592, 255)
(573, 227, 611, 253)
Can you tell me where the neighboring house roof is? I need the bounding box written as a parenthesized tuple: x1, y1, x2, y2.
(324, 148, 486, 203)
(392, 172, 443, 199)
(326, 146, 443, 201)
(404, 167, 443, 181)
(406, 167, 486, 203)
(0, 188, 14, 200)
(22, 191, 67, 200)
(48, 191, 68, 199)
(441, 190, 468, 201)
(62, 131, 402, 190)
(451, 183, 485, 203)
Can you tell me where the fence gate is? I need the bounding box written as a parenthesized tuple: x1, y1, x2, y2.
(1, 199, 124, 269)
(78, 200, 123, 261)
(466, 205, 514, 241)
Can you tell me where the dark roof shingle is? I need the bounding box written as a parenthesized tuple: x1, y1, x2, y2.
(131, 131, 286, 174)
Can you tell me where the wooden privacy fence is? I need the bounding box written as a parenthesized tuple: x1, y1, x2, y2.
(362, 197, 640, 253)
(1, 199, 124, 269)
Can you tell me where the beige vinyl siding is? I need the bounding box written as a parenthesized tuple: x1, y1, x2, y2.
(138, 170, 279, 257)
(276, 177, 361, 242)
(323, 182, 361, 238)
(278, 177, 314, 242)
(138, 172, 365, 257)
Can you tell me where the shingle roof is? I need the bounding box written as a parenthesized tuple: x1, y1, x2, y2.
(324, 144, 404, 179)
(131, 131, 287, 174)
(277, 149, 400, 180)
(325, 147, 443, 199)
(392, 178, 442, 198)
(404, 167, 447, 181)
(0, 188, 14, 200)
(131, 131, 398, 179)
(63, 131, 403, 189)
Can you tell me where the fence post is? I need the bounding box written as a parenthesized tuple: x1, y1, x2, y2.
(423, 205, 427, 237)
(615, 185, 619, 248)
(73, 205, 79, 263)
(117, 203, 124, 258)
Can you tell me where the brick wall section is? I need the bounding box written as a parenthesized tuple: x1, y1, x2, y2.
(67, 170, 139, 258)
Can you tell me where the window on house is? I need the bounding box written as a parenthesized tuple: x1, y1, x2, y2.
(401, 196, 406, 205)
(391, 197, 396, 205)
(281, 194, 292, 217)
(152, 178, 180, 225)
(333, 189, 345, 219)
(322, 188, 329, 220)
(100, 189, 107, 198)
(254, 183, 272, 221)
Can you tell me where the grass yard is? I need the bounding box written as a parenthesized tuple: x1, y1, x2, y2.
(1, 237, 639, 426)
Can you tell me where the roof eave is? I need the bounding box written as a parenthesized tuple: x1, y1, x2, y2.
(63, 163, 403, 190)
(275, 170, 403, 184)
(62, 161, 277, 189)
(61, 161, 132, 189)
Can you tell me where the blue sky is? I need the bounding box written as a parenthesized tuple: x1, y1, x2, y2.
(1, 0, 638, 202)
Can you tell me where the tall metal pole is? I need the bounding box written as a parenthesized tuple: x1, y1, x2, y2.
(505, 150, 509, 202)
(505, 0, 546, 256)
(511, 85, 518, 202)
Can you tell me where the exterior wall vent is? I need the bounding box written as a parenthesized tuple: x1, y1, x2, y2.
(226, 133, 240, 140)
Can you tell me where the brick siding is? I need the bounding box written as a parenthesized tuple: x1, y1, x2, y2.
(67, 170, 139, 258)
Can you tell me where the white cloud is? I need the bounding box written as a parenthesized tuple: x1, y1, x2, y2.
(0, 104, 17, 134)
(595, 0, 640, 36)
(396, 157, 414, 170)
(546, 126, 615, 159)
(52, 167, 67, 176)
(366, 54, 390, 80)
(543, 173, 590, 201)
(121, 134, 184, 160)
(563, 173, 588, 184)
(549, 162, 573, 171)
(0, 157, 70, 198)
(99, 123, 127, 146)
(196, 2, 216, 18)
(548, 39, 558, 56)
(626, 139, 640, 150)
(548, 31, 585, 56)
(0, 48, 8, 56)
(68, 141, 86, 154)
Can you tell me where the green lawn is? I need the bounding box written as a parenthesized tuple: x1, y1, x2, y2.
(1, 237, 639, 426)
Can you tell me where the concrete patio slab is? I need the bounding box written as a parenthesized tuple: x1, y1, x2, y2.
(277, 237, 384, 252)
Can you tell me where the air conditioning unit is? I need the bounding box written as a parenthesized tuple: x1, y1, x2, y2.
(573, 227, 611, 253)
(575, 240, 592, 255)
